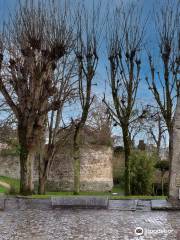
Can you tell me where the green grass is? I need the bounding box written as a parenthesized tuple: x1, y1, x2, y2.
(0, 176, 20, 193)
(31, 193, 167, 200)
(31, 185, 125, 199)
(0, 176, 167, 200)
(0, 186, 7, 193)
(110, 195, 167, 200)
(111, 185, 124, 195)
(31, 191, 112, 199)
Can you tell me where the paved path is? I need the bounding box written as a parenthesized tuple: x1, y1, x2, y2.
(0, 209, 180, 240)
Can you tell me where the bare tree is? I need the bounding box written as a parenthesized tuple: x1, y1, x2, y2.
(146, 110, 167, 157)
(38, 53, 76, 194)
(0, 0, 73, 195)
(72, 2, 102, 194)
(103, 4, 147, 195)
(86, 97, 112, 146)
(146, 0, 180, 195)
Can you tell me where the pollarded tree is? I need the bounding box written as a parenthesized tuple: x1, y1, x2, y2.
(103, 4, 147, 195)
(72, 2, 102, 194)
(38, 52, 77, 194)
(0, 0, 73, 195)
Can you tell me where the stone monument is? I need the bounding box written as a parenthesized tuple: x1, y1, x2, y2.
(169, 96, 180, 201)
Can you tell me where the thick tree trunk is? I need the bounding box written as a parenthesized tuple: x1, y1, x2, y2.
(19, 148, 34, 195)
(38, 174, 47, 195)
(168, 128, 173, 199)
(73, 127, 81, 195)
(38, 153, 51, 195)
(38, 153, 46, 195)
(18, 126, 35, 195)
(37, 131, 48, 195)
(123, 126, 131, 196)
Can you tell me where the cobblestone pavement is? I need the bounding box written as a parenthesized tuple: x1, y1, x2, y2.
(0, 209, 180, 240)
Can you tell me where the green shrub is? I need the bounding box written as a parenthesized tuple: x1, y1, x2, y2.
(0, 176, 20, 193)
(129, 151, 156, 195)
(155, 160, 169, 172)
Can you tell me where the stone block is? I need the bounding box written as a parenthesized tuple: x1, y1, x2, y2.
(51, 196, 109, 209)
(108, 200, 137, 211)
(151, 200, 180, 210)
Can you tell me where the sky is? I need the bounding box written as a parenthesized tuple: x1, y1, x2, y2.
(0, 0, 159, 99)
(0, 0, 178, 146)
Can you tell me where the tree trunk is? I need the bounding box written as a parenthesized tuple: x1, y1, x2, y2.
(38, 152, 51, 195)
(161, 173, 164, 196)
(73, 126, 81, 195)
(19, 148, 34, 195)
(168, 127, 173, 198)
(38, 152, 46, 195)
(18, 126, 35, 195)
(37, 131, 48, 195)
(123, 126, 131, 196)
(38, 174, 47, 195)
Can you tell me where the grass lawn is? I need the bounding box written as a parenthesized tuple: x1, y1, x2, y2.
(0, 176, 167, 200)
(32, 191, 113, 199)
(0, 186, 7, 193)
(31, 192, 167, 200)
(31, 184, 125, 199)
(110, 195, 167, 200)
(0, 176, 20, 193)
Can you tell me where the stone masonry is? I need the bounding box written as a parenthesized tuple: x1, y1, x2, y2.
(0, 145, 113, 192)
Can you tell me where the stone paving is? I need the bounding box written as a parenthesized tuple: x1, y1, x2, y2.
(0, 208, 180, 240)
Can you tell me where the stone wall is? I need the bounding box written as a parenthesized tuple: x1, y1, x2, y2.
(0, 145, 113, 192)
(0, 155, 20, 179)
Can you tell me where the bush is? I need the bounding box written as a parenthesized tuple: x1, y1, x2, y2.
(153, 183, 168, 196)
(155, 160, 169, 172)
(129, 151, 156, 195)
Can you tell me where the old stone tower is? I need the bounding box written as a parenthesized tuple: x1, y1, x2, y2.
(0, 145, 113, 192)
(169, 96, 180, 201)
(47, 145, 113, 192)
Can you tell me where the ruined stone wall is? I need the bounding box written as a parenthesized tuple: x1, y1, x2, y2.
(0, 145, 113, 192)
(47, 145, 113, 191)
(0, 155, 20, 179)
